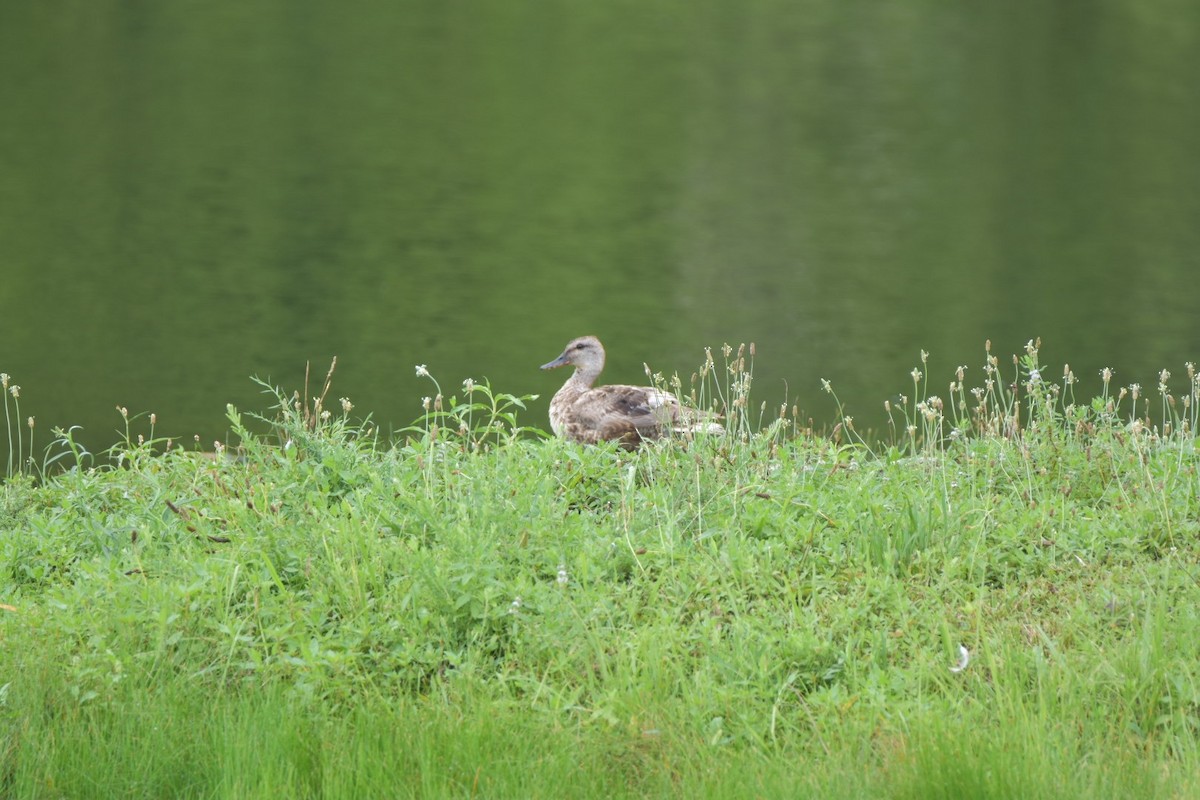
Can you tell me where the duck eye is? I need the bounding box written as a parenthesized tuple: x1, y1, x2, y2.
(574, 343, 587, 351)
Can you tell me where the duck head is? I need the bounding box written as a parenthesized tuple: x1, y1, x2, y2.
(541, 335, 606, 377)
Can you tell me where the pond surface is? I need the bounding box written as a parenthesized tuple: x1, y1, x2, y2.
(2, 1, 1198, 454)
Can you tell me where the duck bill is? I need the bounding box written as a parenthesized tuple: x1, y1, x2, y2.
(540, 353, 570, 370)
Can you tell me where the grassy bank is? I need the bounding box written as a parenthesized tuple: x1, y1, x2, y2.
(3, 343, 1200, 798)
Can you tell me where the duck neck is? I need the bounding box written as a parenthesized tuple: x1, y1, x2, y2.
(564, 365, 600, 392)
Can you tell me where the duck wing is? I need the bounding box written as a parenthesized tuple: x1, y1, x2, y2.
(563, 385, 680, 443)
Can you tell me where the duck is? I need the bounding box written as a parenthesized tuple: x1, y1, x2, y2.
(540, 335, 724, 448)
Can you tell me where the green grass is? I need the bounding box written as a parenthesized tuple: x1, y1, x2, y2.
(3, 342, 1200, 798)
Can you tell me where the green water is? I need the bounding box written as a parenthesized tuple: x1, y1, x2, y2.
(2, 1, 1198, 454)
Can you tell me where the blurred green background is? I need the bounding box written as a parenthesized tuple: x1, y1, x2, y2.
(2, 0, 1198, 452)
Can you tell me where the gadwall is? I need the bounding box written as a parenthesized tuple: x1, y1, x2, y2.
(540, 335, 723, 448)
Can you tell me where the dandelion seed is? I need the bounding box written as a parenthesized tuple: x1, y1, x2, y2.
(557, 565, 569, 586)
(950, 645, 970, 673)
(415, 364, 429, 377)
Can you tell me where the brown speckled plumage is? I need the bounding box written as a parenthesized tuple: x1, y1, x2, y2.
(540, 335, 722, 449)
